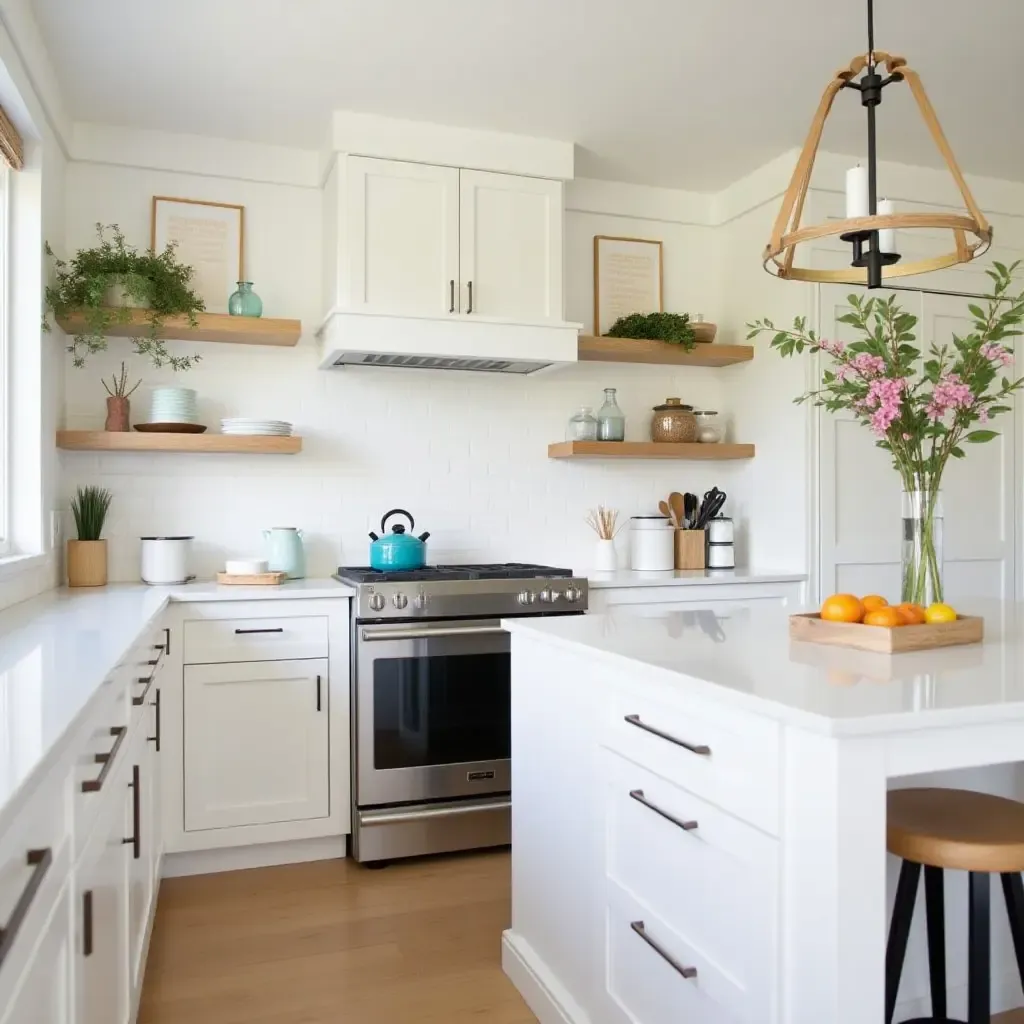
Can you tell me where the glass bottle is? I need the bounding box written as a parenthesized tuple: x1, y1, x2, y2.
(597, 388, 625, 441)
(901, 489, 944, 606)
(566, 406, 598, 442)
(228, 281, 263, 317)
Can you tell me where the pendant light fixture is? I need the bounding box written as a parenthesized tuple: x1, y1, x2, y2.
(763, 0, 991, 289)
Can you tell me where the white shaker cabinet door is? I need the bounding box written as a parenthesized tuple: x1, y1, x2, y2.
(459, 169, 563, 321)
(125, 725, 157, 999)
(184, 659, 330, 831)
(346, 156, 459, 315)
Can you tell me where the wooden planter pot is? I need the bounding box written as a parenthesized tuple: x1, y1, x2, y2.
(67, 539, 108, 587)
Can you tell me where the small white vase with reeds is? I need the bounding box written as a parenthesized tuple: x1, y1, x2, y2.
(586, 505, 622, 572)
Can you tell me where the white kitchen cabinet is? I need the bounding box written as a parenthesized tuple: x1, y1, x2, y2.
(184, 659, 330, 831)
(459, 169, 563, 321)
(346, 156, 459, 315)
(124, 725, 157, 997)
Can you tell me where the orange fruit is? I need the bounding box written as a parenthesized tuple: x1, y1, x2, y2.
(895, 602, 926, 625)
(820, 593, 865, 623)
(863, 607, 906, 628)
(861, 595, 889, 613)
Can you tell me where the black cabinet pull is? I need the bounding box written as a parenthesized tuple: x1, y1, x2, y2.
(466, 280, 473, 314)
(449, 279, 455, 313)
(630, 920, 697, 979)
(82, 727, 127, 792)
(132, 674, 155, 707)
(234, 627, 284, 635)
(83, 889, 94, 957)
(164, 627, 171, 656)
(123, 764, 141, 860)
(316, 674, 322, 712)
(629, 789, 698, 832)
(0, 848, 52, 968)
(148, 688, 161, 752)
(623, 714, 711, 757)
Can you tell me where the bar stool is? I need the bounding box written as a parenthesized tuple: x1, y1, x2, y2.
(886, 788, 1024, 1024)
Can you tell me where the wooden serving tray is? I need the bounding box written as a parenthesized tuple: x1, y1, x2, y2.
(215, 571, 288, 586)
(790, 613, 984, 653)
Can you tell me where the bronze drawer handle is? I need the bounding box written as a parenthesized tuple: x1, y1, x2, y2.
(148, 688, 161, 752)
(132, 673, 155, 707)
(81, 726, 127, 792)
(624, 714, 711, 757)
(629, 789, 698, 832)
(630, 920, 697, 980)
(122, 764, 141, 860)
(0, 848, 53, 968)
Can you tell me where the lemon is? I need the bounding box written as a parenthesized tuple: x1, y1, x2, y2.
(924, 602, 957, 624)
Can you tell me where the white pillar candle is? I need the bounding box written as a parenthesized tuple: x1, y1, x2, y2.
(846, 165, 869, 218)
(877, 198, 897, 254)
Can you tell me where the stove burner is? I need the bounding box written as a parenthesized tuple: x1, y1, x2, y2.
(335, 562, 574, 584)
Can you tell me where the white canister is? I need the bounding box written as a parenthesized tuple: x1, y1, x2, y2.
(707, 517, 735, 544)
(629, 516, 674, 571)
(707, 542, 735, 569)
(140, 536, 193, 584)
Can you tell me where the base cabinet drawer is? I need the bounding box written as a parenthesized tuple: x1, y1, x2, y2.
(184, 659, 330, 832)
(183, 615, 328, 664)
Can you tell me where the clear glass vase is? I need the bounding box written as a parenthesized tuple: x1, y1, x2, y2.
(597, 388, 625, 441)
(901, 489, 944, 606)
(566, 406, 598, 442)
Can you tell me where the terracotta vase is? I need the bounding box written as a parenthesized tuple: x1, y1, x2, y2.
(105, 396, 130, 432)
(67, 539, 108, 588)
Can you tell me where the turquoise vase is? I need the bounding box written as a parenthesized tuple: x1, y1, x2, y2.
(228, 281, 263, 317)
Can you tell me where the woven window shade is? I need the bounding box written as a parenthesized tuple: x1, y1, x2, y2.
(0, 105, 23, 170)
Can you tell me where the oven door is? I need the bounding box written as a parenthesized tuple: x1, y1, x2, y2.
(355, 618, 511, 806)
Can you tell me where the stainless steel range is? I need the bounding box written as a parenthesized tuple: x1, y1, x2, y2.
(335, 563, 589, 863)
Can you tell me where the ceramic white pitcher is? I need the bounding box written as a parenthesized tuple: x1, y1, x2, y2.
(264, 527, 305, 579)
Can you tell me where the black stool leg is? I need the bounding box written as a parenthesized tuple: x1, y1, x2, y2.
(968, 871, 991, 1023)
(886, 859, 921, 1024)
(924, 865, 948, 1019)
(1000, 872, 1024, 992)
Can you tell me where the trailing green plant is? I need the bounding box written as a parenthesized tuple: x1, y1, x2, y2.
(102, 361, 141, 399)
(43, 223, 205, 371)
(70, 486, 113, 541)
(606, 311, 696, 350)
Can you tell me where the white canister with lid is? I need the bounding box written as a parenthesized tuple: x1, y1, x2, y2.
(629, 516, 674, 571)
(707, 516, 734, 544)
(140, 536, 193, 584)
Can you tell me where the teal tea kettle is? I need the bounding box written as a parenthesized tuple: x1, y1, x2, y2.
(369, 509, 431, 571)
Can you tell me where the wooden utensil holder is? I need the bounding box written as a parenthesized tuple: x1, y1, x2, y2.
(674, 529, 706, 570)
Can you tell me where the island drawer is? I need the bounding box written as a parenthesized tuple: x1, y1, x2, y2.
(602, 748, 778, 1016)
(602, 684, 780, 834)
(183, 615, 328, 664)
(605, 877, 772, 1024)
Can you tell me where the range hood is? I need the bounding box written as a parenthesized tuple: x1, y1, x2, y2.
(317, 309, 580, 375)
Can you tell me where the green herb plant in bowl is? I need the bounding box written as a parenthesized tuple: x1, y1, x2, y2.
(606, 311, 696, 351)
(67, 485, 113, 588)
(44, 223, 205, 371)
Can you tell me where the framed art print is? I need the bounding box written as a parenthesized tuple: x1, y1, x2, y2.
(593, 235, 663, 335)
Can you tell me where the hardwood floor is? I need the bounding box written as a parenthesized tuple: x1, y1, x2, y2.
(139, 849, 536, 1024)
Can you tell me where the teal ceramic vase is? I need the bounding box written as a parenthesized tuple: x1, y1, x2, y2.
(228, 281, 263, 317)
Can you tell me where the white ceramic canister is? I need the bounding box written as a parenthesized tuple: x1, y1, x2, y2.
(140, 536, 193, 584)
(707, 516, 735, 544)
(629, 516, 674, 571)
(707, 542, 736, 569)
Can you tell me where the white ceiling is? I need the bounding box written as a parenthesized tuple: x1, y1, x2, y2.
(29, 0, 1024, 190)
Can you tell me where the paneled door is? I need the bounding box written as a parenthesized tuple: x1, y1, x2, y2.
(816, 284, 1016, 602)
(458, 169, 563, 321)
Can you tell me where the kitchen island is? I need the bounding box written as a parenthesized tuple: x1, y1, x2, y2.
(502, 600, 1024, 1024)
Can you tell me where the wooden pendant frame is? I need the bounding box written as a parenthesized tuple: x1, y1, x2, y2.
(763, 52, 992, 285)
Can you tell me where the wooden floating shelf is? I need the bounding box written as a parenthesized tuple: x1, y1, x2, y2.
(577, 335, 753, 367)
(55, 310, 302, 348)
(56, 431, 302, 454)
(548, 441, 755, 461)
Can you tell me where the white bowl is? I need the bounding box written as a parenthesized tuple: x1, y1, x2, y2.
(225, 558, 269, 576)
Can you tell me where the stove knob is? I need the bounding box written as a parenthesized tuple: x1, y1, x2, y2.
(549, 588, 563, 602)
(517, 590, 536, 606)
(414, 593, 429, 611)
(565, 586, 582, 603)
(538, 588, 553, 603)
(392, 593, 409, 610)
(368, 593, 386, 612)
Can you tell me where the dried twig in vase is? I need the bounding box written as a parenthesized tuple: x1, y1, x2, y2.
(585, 505, 623, 540)
(102, 361, 142, 399)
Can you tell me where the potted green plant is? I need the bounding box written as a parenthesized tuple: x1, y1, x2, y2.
(102, 361, 141, 431)
(44, 223, 205, 371)
(68, 486, 113, 588)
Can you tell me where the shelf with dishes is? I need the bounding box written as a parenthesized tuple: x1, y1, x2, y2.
(548, 441, 755, 460)
(56, 431, 302, 454)
(577, 332, 753, 367)
(55, 309, 302, 347)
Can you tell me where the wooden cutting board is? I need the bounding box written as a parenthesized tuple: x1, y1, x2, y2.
(215, 571, 288, 586)
(789, 613, 984, 653)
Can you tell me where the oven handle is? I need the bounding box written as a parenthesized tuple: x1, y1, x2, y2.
(360, 626, 507, 642)
(360, 799, 511, 826)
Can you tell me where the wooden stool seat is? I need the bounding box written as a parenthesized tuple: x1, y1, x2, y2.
(888, 788, 1024, 873)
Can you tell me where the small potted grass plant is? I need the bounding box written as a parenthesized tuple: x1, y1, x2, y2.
(68, 486, 113, 587)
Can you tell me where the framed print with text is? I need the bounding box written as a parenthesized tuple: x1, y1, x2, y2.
(593, 235, 663, 335)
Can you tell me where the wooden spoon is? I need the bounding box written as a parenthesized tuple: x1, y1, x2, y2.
(669, 492, 686, 530)
(658, 499, 677, 528)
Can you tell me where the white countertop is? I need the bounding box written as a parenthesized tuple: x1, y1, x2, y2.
(586, 568, 807, 589)
(0, 579, 353, 831)
(504, 599, 1024, 736)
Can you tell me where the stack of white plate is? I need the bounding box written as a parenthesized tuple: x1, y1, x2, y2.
(220, 418, 293, 436)
(150, 387, 198, 425)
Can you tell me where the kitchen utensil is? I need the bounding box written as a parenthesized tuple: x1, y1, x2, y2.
(684, 493, 699, 529)
(264, 526, 306, 579)
(674, 529, 706, 570)
(651, 398, 697, 443)
(225, 558, 269, 575)
(140, 536, 193, 584)
(134, 423, 208, 434)
(629, 516, 674, 571)
(668, 492, 686, 531)
(215, 571, 287, 586)
(658, 500, 675, 527)
(368, 509, 431, 571)
(695, 488, 727, 529)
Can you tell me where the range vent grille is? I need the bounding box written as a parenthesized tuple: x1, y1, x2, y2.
(329, 351, 550, 374)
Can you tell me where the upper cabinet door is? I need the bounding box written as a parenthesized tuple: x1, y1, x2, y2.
(459, 170, 563, 322)
(347, 157, 459, 315)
